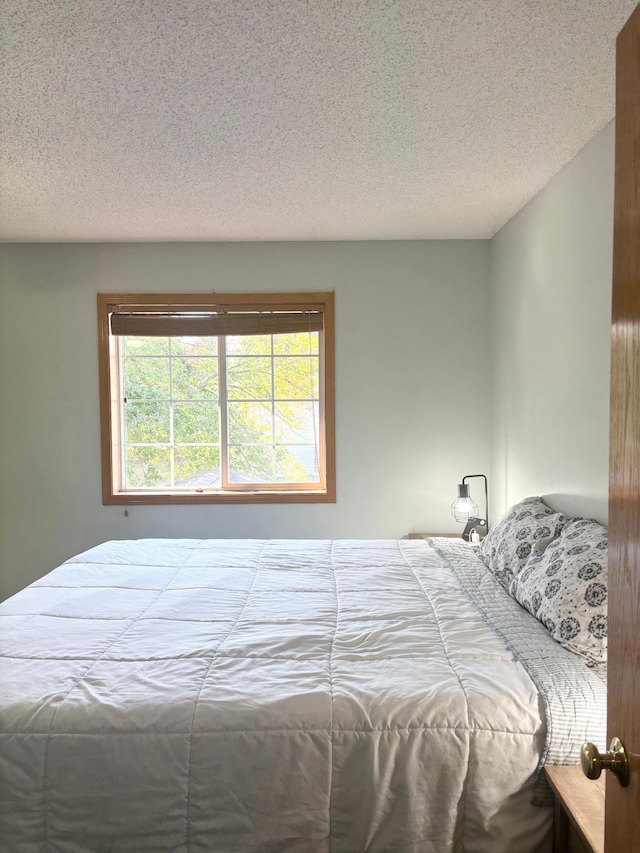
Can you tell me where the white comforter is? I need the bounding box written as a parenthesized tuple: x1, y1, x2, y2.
(0, 539, 552, 852)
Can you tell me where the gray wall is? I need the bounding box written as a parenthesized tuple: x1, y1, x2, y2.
(489, 122, 615, 524)
(0, 241, 490, 599)
(0, 121, 617, 600)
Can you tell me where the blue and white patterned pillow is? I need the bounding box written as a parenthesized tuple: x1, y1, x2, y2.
(509, 518, 608, 665)
(478, 496, 567, 590)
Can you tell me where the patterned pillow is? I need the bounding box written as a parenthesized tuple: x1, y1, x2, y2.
(478, 496, 567, 590)
(509, 518, 608, 665)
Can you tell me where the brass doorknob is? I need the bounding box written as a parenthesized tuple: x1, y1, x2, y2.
(581, 737, 630, 786)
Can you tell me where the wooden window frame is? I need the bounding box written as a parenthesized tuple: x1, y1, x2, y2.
(98, 292, 336, 505)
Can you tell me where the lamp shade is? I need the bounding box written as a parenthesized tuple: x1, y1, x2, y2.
(451, 483, 478, 522)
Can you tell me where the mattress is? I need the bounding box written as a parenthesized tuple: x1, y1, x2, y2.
(0, 538, 605, 852)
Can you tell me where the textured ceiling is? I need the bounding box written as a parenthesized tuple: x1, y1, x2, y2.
(1, 1, 636, 242)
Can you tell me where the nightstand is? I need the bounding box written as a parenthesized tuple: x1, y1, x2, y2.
(544, 766, 605, 853)
(408, 533, 480, 550)
(407, 533, 462, 539)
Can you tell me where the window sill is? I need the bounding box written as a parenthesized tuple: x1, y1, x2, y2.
(103, 489, 336, 505)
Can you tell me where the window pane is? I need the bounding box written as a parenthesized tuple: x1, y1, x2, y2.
(174, 402, 219, 444)
(124, 357, 170, 399)
(273, 332, 318, 355)
(125, 446, 171, 488)
(227, 357, 272, 400)
(125, 402, 170, 443)
(274, 356, 318, 400)
(174, 446, 221, 486)
(275, 402, 319, 444)
(228, 401, 273, 445)
(172, 337, 217, 356)
(228, 445, 274, 483)
(172, 357, 218, 399)
(275, 446, 319, 483)
(226, 335, 271, 356)
(122, 337, 170, 356)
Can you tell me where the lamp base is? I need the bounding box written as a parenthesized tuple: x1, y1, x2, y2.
(461, 517, 488, 542)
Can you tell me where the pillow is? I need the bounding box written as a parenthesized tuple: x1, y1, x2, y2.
(509, 518, 608, 665)
(478, 496, 567, 590)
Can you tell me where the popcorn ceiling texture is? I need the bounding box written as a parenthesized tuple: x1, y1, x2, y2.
(1, 0, 635, 241)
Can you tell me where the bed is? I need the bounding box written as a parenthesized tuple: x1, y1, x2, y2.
(0, 534, 606, 852)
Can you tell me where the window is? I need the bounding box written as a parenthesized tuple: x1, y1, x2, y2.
(98, 293, 335, 504)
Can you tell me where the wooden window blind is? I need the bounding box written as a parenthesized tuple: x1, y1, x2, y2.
(110, 311, 324, 338)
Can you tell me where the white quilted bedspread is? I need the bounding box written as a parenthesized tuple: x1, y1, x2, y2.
(0, 539, 551, 852)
